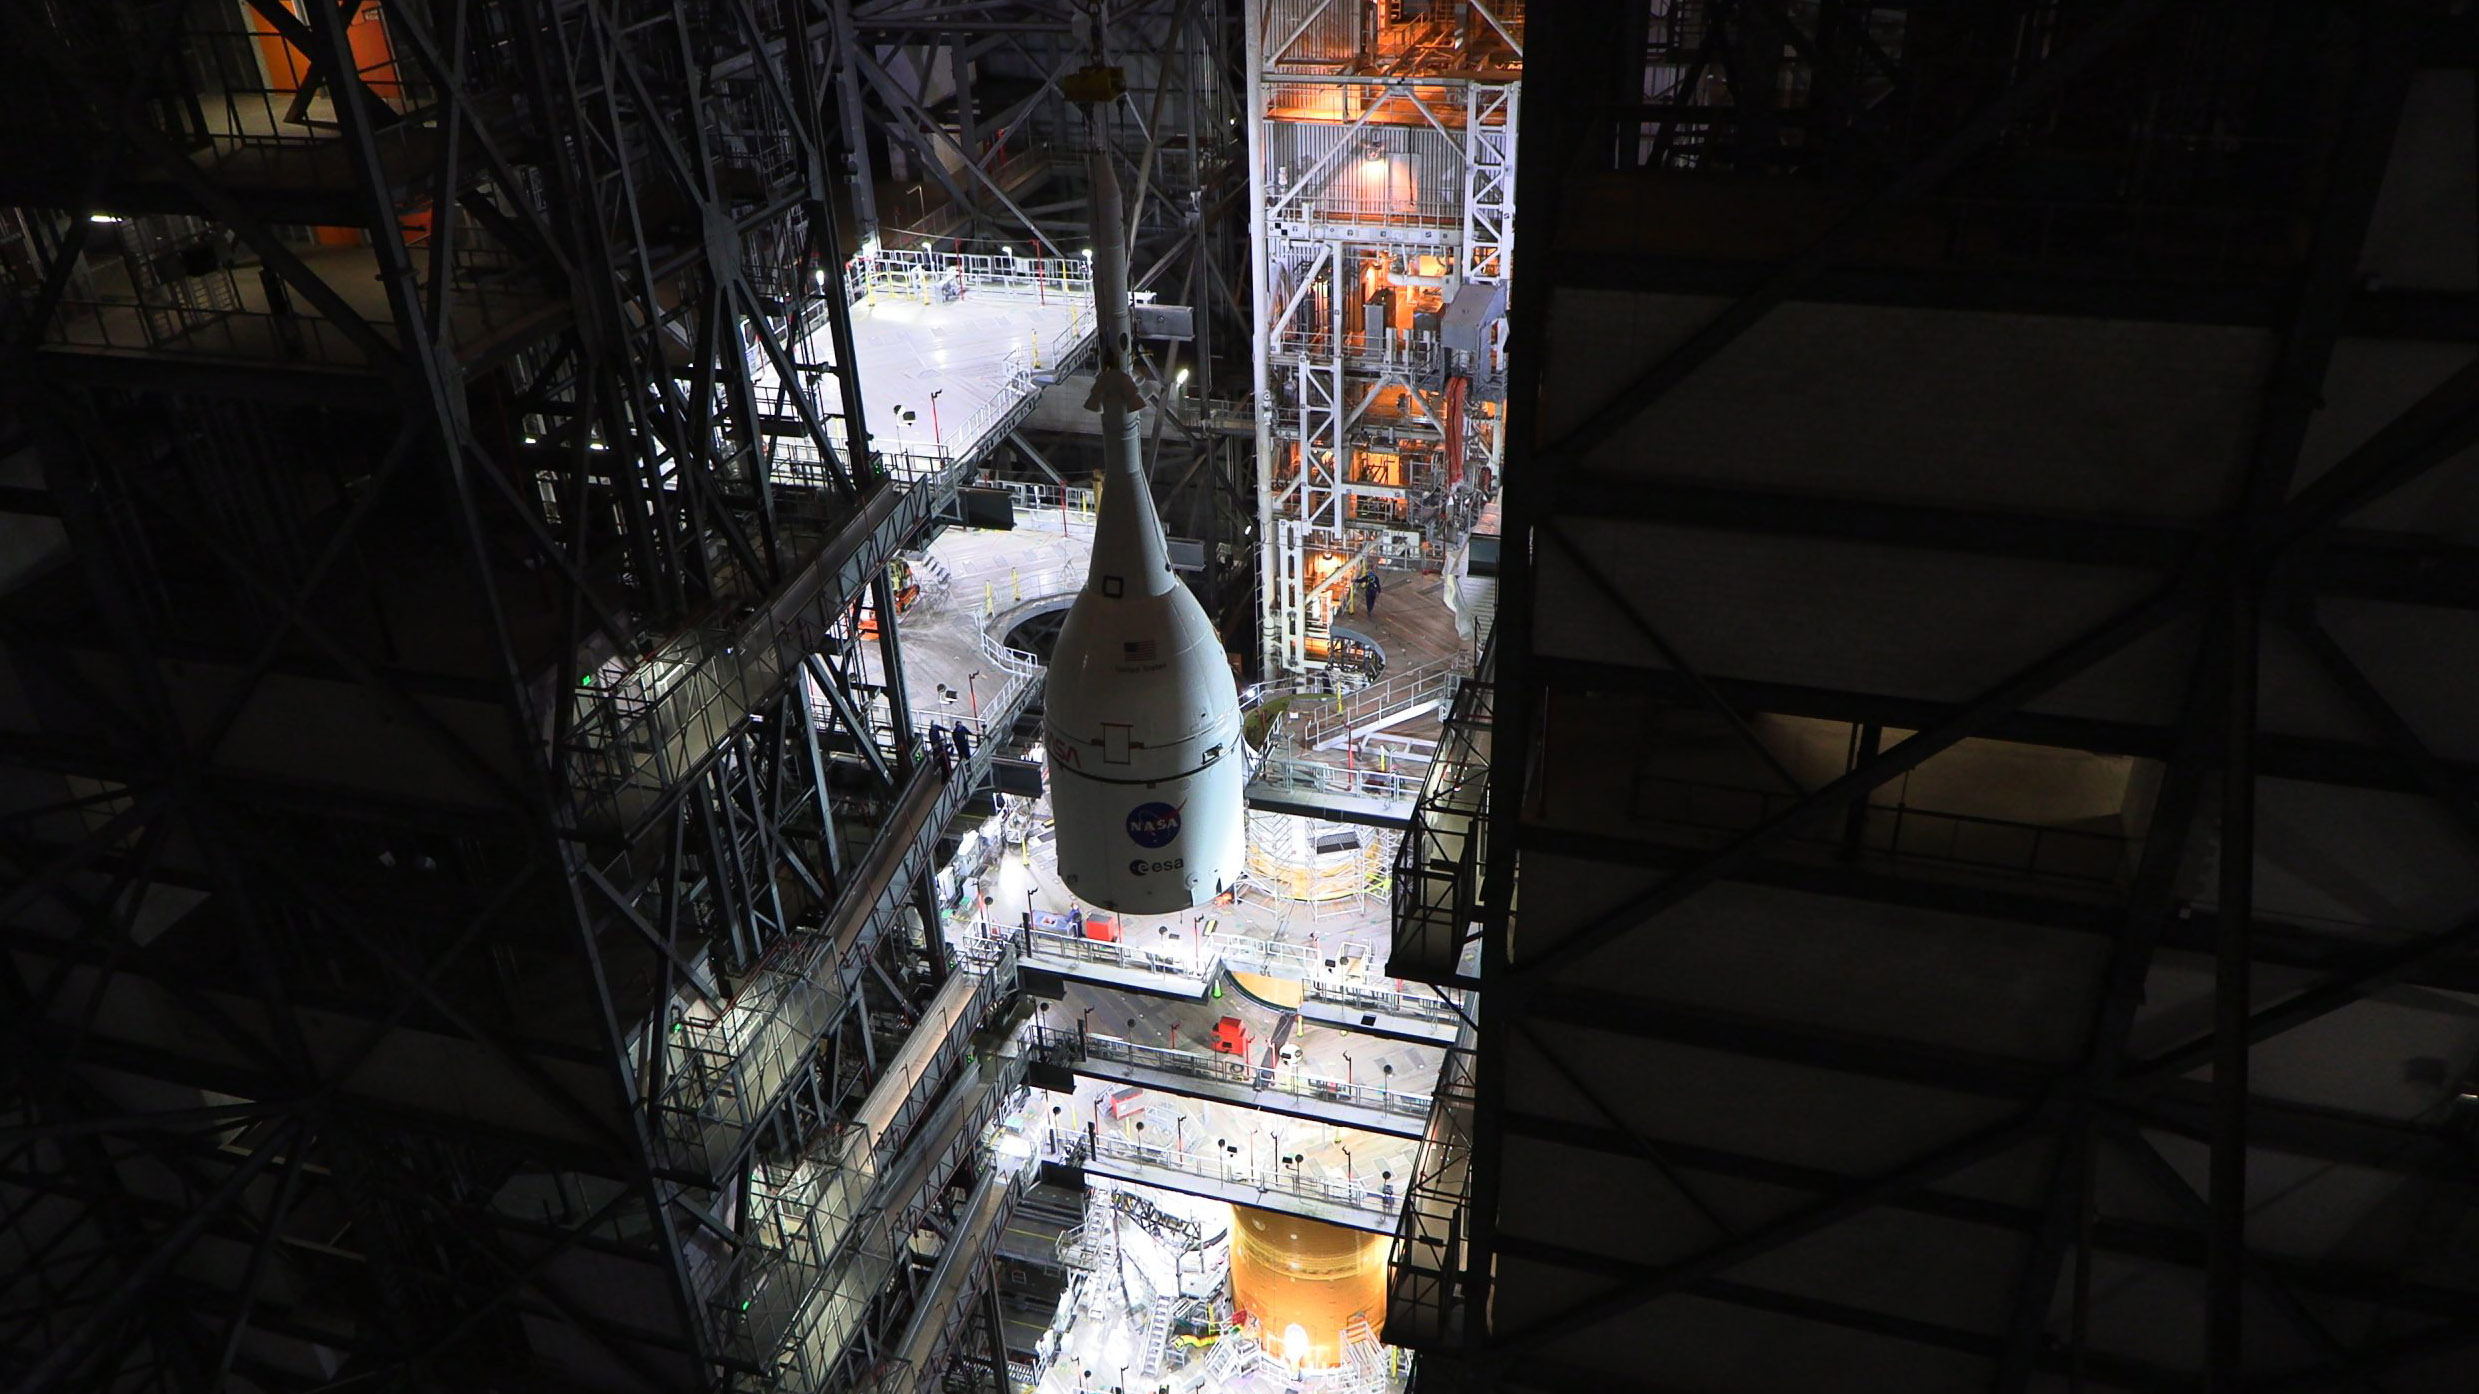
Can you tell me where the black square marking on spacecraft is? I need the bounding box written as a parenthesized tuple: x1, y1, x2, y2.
(1124, 639, 1157, 662)
(1102, 575, 1124, 597)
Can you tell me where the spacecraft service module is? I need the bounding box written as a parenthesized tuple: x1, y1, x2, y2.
(1042, 153, 1245, 914)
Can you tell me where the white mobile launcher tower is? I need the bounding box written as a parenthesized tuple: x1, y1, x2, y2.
(1043, 151, 1247, 915)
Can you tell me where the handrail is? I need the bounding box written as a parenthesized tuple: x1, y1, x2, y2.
(1060, 1130, 1398, 1221)
(1250, 752, 1427, 805)
(996, 480, 1099, 531)
(1297, 655, 1463, 748)
(1049, 1027, 1435, 1120)
(908, 626, 1043, 749)
(845, 245, 1096, 312)
(1003, 920, 1460, 1024)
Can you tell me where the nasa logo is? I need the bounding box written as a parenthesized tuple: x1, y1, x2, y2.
(1126, 802, 1181, 849)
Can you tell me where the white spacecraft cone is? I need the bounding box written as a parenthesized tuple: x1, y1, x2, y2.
(1042, 153, 1245, 914)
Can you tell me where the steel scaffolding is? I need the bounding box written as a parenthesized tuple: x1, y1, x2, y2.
(0, 3, 1032, 1390)
(1246, 0, 1521, 676)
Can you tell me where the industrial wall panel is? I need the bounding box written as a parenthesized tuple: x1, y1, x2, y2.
(2137, 954, 2479, 1129)
(2226, 778, 2479, 934)
(1495, 1130, 1739, 1269)
(157, 657, 519, 807)
(1523, 881, 2110, 1066)
(2281, 599, 2479, 762)
(2288, 338, 2479, 534)
(11, 953, 623, 1146)
(1718, 1203, 2028, 1337)
(1539, 289, 2272, 520)
(2049, 1248, 2235, 1381)
(2251, 621, 2401, 755)
(1483, 1251, 1621, 1348)
(1506, 1017, 2026, 1176)
(1544, 1287, 1998, 1394)
(1531, 518, 2183, 722)
(2360, 70, 2479, 291)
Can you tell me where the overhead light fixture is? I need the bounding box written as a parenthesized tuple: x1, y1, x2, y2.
(1361, 145, 1387, 170)
(87, 213, 124, 224)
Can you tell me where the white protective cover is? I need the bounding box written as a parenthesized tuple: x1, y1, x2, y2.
(1045, 538, 1246, 914)
(1042, 150, 1245, 914)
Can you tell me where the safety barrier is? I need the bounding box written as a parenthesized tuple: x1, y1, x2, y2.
(1297, 655, 1463, 749)
(907, 626, 1043, 758)
(996, 479, 1099, 531)
(1059, 1028, 1434, 1121)
(1251, 753, 1427, 805)
(846, 244, 1094, 312)
(1060, 1129, 1397, 1224)
(1006, 920, 1459, 1025)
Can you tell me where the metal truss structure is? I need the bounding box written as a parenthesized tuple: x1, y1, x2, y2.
(1394, 1, 2479, 1392)
(1247, 0, 1521, 676)
(821, 0, 1257, 619)
(0, 2, 1056, 1391)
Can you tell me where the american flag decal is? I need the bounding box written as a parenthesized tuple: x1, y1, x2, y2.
(1123, 639, 1158, 662)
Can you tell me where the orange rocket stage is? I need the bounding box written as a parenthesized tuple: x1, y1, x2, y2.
(1228, 1205, 1388, 1370)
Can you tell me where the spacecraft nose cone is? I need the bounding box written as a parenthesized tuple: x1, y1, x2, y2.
(1042, 147, 1245, 915)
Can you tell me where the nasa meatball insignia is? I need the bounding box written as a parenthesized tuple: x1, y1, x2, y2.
(1126, 802, 1181, 848)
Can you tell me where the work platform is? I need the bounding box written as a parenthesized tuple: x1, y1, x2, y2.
(828, 249, 1098, 477)
(1040, 1071, 1411, 1238)
(1025, 979, 1442, 1138)
(1011, 935, 1460, 1049)
(1069, 1051, 1422, 1139)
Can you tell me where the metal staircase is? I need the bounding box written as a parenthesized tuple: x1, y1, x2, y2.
(1203, 1330, 1258, 1384)
(1135, 1296, 1184, 1379)
(1340, 1313, 1388, 1390)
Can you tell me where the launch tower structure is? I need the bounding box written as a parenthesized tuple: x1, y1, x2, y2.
(1245, 0, 1523, 676)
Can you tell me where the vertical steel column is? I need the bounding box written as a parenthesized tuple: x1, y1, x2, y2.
(831, 0, 881, 245)
(982, 1281, 1010, 1392)
(1246, 0, 1281, 675)
(2208, 560, 2259, 1391)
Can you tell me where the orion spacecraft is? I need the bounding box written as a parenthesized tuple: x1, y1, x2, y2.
(1042, 151, 1245, 914)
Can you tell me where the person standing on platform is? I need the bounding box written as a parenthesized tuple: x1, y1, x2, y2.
(928, 725, 953, 777)
(951, 719, 973, 763)
(1363, 569, 1382, 615)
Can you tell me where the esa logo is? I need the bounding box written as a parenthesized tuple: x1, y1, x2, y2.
(1129, 857, 1187, 877)
(1126, 802, 1181, 848)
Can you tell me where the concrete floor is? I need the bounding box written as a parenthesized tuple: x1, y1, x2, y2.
(866, 511, 1094, 732)
(823, 284, 1093, 470)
